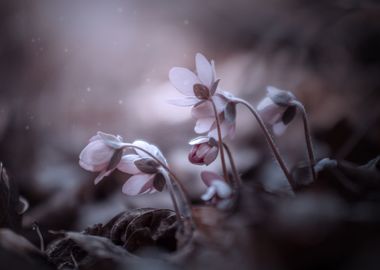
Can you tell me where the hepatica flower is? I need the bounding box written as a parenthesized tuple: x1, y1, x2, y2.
(79, 131, 127, 184)
(169, 53, 236, 139)
(188, 136, 219, 165)
(117, 140, 167, 196)
(200, 171, 233, 210)
(257, 86, 297, 136)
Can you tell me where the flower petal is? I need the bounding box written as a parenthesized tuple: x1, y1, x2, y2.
(189, 136, 210, 145)
(97, 131, 126, 149)
(212, 180, 232, 198)
(257, 97, 273, 111)
(201, 186, 216, 201)
(195, 53, 213, 87)
(169, 67, 200, 96)
(122, 174, 154, 196)
(191, 101, 214, 119)
(166, 97, 200, 107)
(117, 154, 141, 174)
(272, 121, 288, 136)
(79, 140, 113, 171)
(132, 140, 166, 165)
(194, 118, 215, 134)
(203, 146, 218, 165)
(201, 170, 223, 186)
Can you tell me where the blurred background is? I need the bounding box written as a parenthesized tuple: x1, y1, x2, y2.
(0, 0, 380, 267)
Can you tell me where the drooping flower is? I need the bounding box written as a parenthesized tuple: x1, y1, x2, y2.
(188, 136, 219, 165)
(169, 53, 237, 139)
(117, 140, 167, 196)
(79, 131, 127, 184)
(200, 171, 233, 209)
(257, 86, 297, 136)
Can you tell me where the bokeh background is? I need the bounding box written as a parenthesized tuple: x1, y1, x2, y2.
(0, 0, 380, 267)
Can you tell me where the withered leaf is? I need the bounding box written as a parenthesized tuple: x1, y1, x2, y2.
(0, 163, 28, 231)
(134, 158, 160, 174)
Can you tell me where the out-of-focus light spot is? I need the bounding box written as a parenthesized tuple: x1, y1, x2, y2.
(118, 99, 124, 105)
(184, 19, 189, 25)
(25, 125, 30, 131)
(86, 87, 91, 92)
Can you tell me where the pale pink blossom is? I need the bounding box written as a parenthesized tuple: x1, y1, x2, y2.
(200, 171, 233, 209)
(79, 131, 127, 184)
(117, 140, 167, 196)
(188, 136, 219, 165)
(257, 86, 297, 136)
(168, 53, 236, 139)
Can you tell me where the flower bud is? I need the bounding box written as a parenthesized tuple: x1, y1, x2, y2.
(188, 136, 218, 165)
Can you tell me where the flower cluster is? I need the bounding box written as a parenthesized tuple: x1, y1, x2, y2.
(79, 132, 167, 196)
(79, 52, 315, 215)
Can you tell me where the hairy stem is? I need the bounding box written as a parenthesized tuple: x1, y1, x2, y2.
(209, 99, 230, 184)
(291, 100, 317, 182)
(233, 98, 294, 189)
(223, 142, 241, 188)
(159, 168, 184, 230)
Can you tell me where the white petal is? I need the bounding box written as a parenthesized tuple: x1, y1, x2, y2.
(117, 154, 141, 174)
(132, 140, 166, 164)
(257, 97, 273, 111)
(166, 97, 199, 107)
(194, 118, 215, 134)
(169, 67, 200, 96)
(212, 95, 228, 113)
(97, 131, 125, 149)
(189, 136, 210, 145)
(79, 140, 113, 168)
(272, 121, 288, 136)
(201, 186, 216, 201)
(191, 101, 214, 119)
(122, 174, 154, 196)
(266, 86, 283, 96)
(212, 180, 232, 198)
(195, 53, 213, 87)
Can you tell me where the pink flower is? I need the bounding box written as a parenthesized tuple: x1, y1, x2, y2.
(79, 131, 127, 184)
(169, 53, 236, 139)
(257, 86, 297, 136)
(117, 140, 167, 196)
(188, 136, 219, 165)
(200, 171, 233, 209)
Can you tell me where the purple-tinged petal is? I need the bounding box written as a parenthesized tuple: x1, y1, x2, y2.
(117, 154, 141, 174)
(212, 95, 228, 113)
(132, 140, 166, 165)
(166, 97, 200, 107)
(122, 174, 154, 196)
(195, 53, 213, 87)
(169, 67, 200, 96)
(194, 118, 215, 134)
(201, 170, 223, 187)
(272, 121, 288, 136)
(97, 131, 125, 149)
(189, 136, 210, 145)
(203, 146, 218, 165)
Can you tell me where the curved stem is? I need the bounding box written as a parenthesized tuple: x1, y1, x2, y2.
(159, 168, 184, 229)
(233, 98, 294, 189)
(222, 142, 241, 188)
(209, 99, 229, 184)
(291, 100, 317, 182)
(123, 144, 195, 230)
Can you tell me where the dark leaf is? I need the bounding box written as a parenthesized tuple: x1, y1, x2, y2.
(282, 105, 297, 125)
(193, 84, 210, 100)
(153, 173, 166, 192)
(134, 158, 160, 174)
(224, 102, 236, 124)
(106, 149, 123, 171)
